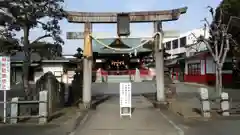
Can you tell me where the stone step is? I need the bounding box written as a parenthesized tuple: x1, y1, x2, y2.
(108, 75, 130, 83)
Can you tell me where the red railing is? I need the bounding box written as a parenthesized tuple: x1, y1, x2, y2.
(99, 69, 149, 76)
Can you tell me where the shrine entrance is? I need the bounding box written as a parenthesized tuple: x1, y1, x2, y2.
(66, 7, 187, 108)
(108, 55, 128, 70)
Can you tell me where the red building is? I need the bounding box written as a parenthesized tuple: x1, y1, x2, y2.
(167, 51, 233, 85)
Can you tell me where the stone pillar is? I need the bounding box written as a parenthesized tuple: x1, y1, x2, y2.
(199, 88, 211, 118)
(82, 22, 93, 109)
(97, 68, 102, 83)
(134, 68, 141, 82)
(220, 92, 230, 116)
(10, 97, 19, 124)
(39, 91, 48, 124)
(154, 22, 165, 102)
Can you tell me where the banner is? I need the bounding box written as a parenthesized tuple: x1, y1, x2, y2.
(0, 56, 11, 90)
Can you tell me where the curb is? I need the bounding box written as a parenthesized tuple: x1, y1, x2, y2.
(67, 111, 90, 135)
(142, 95, 185, 135)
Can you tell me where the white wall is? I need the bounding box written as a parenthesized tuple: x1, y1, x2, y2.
(206, 57, 215, 74)
(167, 47, 186, 56)
(185, 61, 188, 74)
(185, 28, 210, 45)
(67, 70, 75, 84)
(34, 63, 64, 82)
(34, 71, 43, 82)
(164, 27, 209, 59)
(185, 42, 207, 57)
(200, 60, 205, 75)
(206, 56, 232, 74)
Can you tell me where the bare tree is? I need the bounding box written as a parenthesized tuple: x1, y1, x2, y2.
(198, 6, 233, 96)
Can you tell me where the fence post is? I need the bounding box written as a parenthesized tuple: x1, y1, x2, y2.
(47, 75, 53, 116)
(221, 92, 230, 116)
(10, 97, 19, 124)
(97, 68, 102, 83)
(199, 88, 211, 118)
(39, 90, 48, 124)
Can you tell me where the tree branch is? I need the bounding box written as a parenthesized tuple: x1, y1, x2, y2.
(37, 20, 46, 26)
(220, 35, 230, 66)
(30, 34, 51, 45)
(218, 34, 224, 59)
(202, 38, 217, 61)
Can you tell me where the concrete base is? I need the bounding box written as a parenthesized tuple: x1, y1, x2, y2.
(153, 101, 168, 110)
(83, 59, 92, 106)
(84, 102, 91, 109)
(78, 102, 91, 110)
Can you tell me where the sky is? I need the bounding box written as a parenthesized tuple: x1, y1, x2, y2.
(27, 0, 222, 55)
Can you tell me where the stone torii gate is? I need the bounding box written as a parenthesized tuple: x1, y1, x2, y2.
(66, 7, 187, 108)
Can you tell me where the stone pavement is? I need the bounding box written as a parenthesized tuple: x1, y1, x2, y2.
(176, 82, 240, 101)
(167, 82, 240, 135)
(0, 106, 85, 135)
(72, 96, 183, 135)
(184, 118, 240, 135)
(173, 82, 240, 112)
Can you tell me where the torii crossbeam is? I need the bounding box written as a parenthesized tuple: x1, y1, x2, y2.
(66, 7, 187, 109)
(66, 7, 187, 23)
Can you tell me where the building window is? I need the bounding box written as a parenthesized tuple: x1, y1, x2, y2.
(166, 41, 171, 50)
(180, 37, 186, 47)
(222, 62, 232, 70)
(172, 39, 178, 49)
(188, 63, 201, 75)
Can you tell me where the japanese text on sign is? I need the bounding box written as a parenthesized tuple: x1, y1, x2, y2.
(0, 56, 10, 90)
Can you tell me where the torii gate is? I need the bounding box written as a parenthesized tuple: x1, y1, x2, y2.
(66, 7, 187, 108)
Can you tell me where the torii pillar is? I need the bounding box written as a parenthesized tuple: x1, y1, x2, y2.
(154, 22, 165, 102)
(82, 22, 93, 109)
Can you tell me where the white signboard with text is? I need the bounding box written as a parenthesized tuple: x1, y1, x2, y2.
(0, 56, 10, 91)
(0, 55, 10, 123)
(119, 82, 132, 118)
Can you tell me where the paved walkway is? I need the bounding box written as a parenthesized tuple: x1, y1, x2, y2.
(73, 96, 182, 135)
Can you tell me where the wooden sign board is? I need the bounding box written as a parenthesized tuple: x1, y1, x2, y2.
(163, 30, 180, 38)
(119, 82, 132, 118)
(66, 32, 84, 39)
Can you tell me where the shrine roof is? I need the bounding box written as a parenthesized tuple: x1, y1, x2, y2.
(92, 38, 152, 54)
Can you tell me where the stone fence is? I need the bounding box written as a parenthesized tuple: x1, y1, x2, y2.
(35, 71, 65, 115)
(4, 72, 66, 124)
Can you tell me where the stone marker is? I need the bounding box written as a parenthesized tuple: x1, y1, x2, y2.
(221, 92, 230, 116)
(199, 88, 211, 118)
(134, 68, 141, 82)
(10, 97, 19, 124)
(39, 90, 48, 124)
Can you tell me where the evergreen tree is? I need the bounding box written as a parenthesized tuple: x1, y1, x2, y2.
(0, 0, 65, 95)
